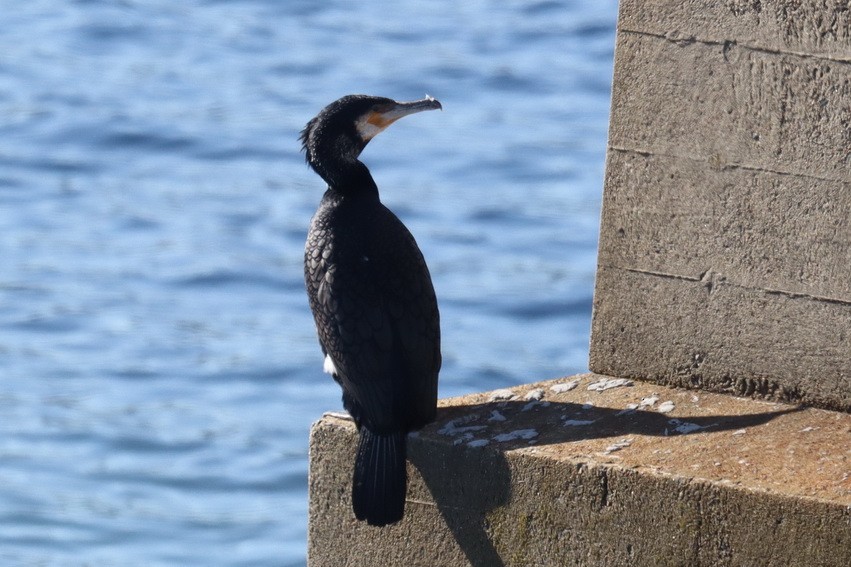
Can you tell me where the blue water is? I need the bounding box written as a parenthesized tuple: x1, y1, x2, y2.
(0, 1, 617, 564)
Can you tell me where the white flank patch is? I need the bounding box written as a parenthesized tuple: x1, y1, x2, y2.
(323, 354, 337, 375)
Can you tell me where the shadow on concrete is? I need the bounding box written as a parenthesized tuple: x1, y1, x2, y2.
(408, 439, 510, 567)
(408, 398, 800, 567)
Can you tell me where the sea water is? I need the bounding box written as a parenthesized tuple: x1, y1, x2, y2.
(0, 1, 617, 564)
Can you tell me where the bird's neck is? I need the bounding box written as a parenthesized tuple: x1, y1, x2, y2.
(320, 159, 379, 198)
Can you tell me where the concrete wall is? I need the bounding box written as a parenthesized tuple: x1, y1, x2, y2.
(590, 0, 851, 411)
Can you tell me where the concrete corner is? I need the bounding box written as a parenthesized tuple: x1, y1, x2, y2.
(308, 375, 851, 566)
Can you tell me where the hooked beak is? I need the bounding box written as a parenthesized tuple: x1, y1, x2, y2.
(356, 95, 442, 142)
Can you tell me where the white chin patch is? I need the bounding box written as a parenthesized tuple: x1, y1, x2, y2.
(355, 115, 388, 141)
(323, 354, 338, 375)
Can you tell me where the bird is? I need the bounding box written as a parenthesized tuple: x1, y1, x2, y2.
(300, 94, 442, 526)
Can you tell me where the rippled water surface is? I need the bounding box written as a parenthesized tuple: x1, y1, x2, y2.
(0, 1, 617, 564)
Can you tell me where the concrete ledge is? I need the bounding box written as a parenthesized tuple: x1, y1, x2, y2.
(308, 373, 851, 566)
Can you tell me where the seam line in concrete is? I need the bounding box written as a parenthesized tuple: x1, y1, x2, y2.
(617, 266, 700, 283)
(607, 146, 851, 186)
(619, 27, 851, 65)
(609, 265, 851, 307)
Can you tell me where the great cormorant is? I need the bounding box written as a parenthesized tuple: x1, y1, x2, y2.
(301, 95, 442, 526)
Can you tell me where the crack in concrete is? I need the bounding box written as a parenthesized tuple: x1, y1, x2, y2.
(617, 266, 700, 283)
(608, 265, 851, 307)
(721, 162, 849, 184)
(620, 27, 851, 65)
(607, 146, 851, 186)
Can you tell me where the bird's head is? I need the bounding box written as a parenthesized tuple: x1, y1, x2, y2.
(300, 94, 442, 189)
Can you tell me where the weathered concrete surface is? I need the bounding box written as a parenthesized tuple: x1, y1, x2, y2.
(608, 31, 851, 182)
(591, 1, 851, 411)
(592, 264, 851, 411)
(309, 375, 851, 567)
(618, 0, 851, 62)
(599, 150, 851, 299)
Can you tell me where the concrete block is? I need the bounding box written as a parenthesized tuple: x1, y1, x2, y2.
(308, 376, 851, 566)
(591, 1, 851, 410)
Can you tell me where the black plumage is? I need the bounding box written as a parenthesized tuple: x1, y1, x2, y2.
(300, 95, 442, 526)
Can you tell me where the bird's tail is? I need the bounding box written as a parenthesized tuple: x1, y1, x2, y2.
(352, 428, 407, 526)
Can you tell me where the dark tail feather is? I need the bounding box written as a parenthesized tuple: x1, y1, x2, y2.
(352, 429, 407, 526)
